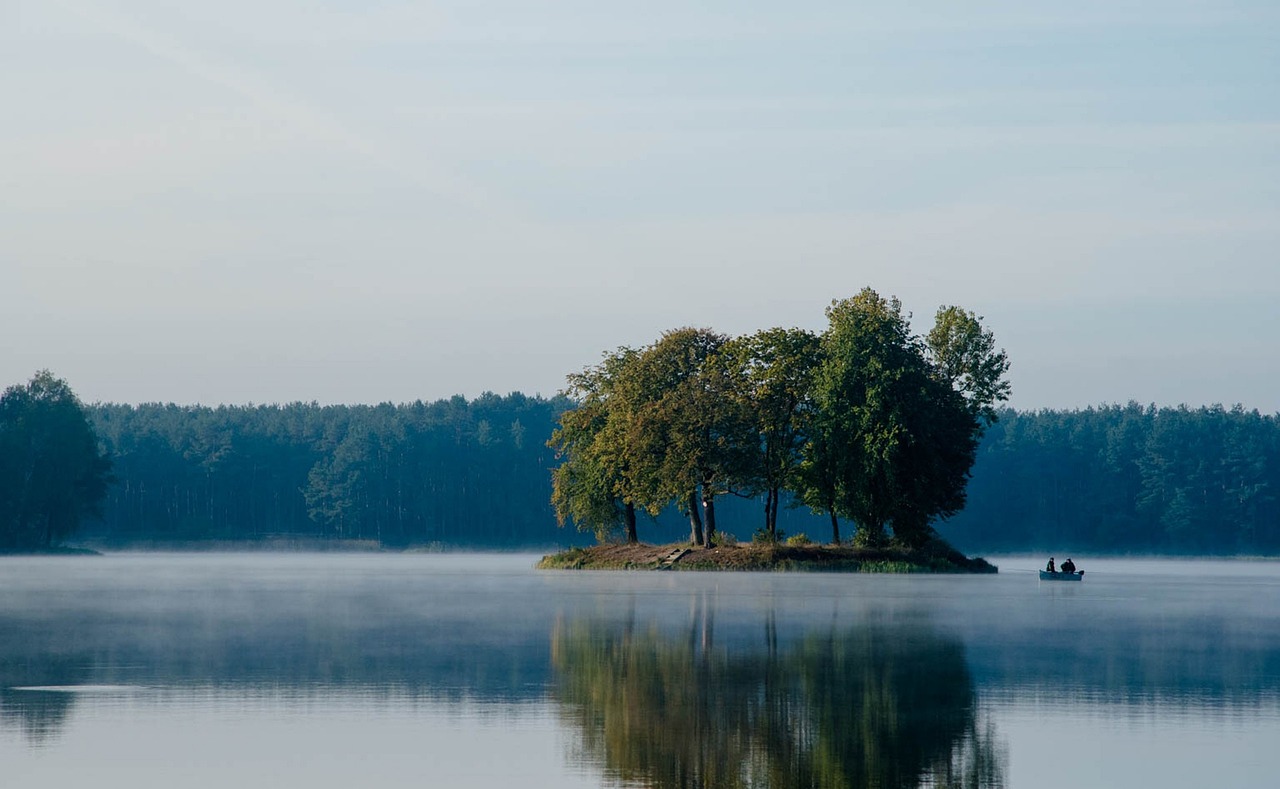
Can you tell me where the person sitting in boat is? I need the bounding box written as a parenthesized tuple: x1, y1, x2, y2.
(1046, 557, 1056, 573)
(1061, 558, 1076, 574)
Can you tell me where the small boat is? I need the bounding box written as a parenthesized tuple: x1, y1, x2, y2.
(1039, 570, 1083, 581)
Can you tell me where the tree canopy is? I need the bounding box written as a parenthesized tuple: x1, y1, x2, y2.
(549, 289, 1011, 547)
(0, 371, 111, 551)
(550, 348, 641, 543)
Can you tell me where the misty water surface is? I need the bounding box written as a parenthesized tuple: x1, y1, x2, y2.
(2, 553, 1278, 788)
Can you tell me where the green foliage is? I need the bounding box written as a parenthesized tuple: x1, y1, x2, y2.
(805, 289, 920, 544)
(552, 329, 759, 547)
(549, 345, 681, 544)
(723, 327, 821, 538)
(549, 393, 628, 542)
(60, 388, 1280, 555)
(801, 288, 992, 548)
(926, 305, 1012, 426)
(626, 328, 757, 546)
(952, 403, 1280, 554)
(752, 527, 783, 545)
(856, 560, 920, 573)
(77, 393, 1280, 556)
(87, 392, 569, 548)
(784, 533, 811, 546)
(536, 546, 591, 569)
(551, 288, 1010, 551)
(0, 371, 111, 551)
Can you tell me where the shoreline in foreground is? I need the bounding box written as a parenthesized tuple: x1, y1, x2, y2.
(538, 538, 997, 573)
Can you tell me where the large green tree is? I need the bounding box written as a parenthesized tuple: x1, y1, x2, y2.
(724, 328, 821, 539)
(549, 347, 643, 543)
(803, 289, 1007, 547)
(804, 291, 925, 544)
(552, 330, 758, 548)
(0, 372, 111, 551)
(622, 328, 757, 547)
(926, 305, 1012, 426)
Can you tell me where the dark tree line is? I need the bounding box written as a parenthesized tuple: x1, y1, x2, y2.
(0, 372, 111, 551)
(949, 403, 1280, 554)
(82, 397, 1280, 554)
(85, 393, 570, 547)
(7, 368, 1280, 555)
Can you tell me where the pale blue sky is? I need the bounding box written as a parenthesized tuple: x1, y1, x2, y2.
(3, 1, 1277, 409)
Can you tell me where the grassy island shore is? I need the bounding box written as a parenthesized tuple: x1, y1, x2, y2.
(538, 538, 996, 574)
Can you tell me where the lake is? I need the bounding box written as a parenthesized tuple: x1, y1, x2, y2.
(2, 553, 1278, 788)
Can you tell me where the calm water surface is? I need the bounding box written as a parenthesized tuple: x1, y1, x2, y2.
(2, 553, 1278, 788)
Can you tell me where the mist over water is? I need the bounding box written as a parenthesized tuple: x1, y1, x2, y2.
(1, 554, 1278, 788)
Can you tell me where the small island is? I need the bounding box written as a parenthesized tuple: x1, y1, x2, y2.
(539, 537, 996, 573)
(544, 291, 1011, 573)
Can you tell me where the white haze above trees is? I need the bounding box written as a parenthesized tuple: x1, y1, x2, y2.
(549, 289, 1011, 547)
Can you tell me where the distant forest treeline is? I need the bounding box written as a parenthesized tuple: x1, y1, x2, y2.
(957, 403, 1280, 553)
(87, 394, 568, 548)
(82, 397, 1280, 554)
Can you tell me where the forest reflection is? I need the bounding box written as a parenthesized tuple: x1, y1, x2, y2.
(551, 598, 1006, 789)
(0, 688, 75, 747)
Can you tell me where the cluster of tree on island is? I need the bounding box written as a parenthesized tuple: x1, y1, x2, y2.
(549, 288, 1010, 549)
(4, 303, 1280, 554)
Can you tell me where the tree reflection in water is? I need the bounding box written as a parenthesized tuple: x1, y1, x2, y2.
(551, 598, 1006, 789)
(0, 689, 76, 747)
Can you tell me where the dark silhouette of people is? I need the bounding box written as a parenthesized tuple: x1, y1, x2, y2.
(1061, 558, 1076, 574)
(1046, 557, 1056, 573)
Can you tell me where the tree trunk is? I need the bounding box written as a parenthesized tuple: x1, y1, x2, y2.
(767, 487, 779, 536)
(624, 501, 637, 544)
(687, 489, 704, 546)
(830, 511, 840, 545)
(702, 483, 716, 548)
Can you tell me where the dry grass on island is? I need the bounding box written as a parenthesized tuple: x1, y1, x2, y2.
(538, 536, 996, 574)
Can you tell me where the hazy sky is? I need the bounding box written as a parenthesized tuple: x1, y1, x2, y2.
(4, 1, 1277, 410)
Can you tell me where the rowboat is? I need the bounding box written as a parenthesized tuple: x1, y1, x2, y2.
(1039, 570, 1083, 581)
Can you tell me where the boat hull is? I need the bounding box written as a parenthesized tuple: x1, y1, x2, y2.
(1039, 570, 1083, 581)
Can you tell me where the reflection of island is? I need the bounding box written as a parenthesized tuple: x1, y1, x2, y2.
(551, 601, 1006, 789)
